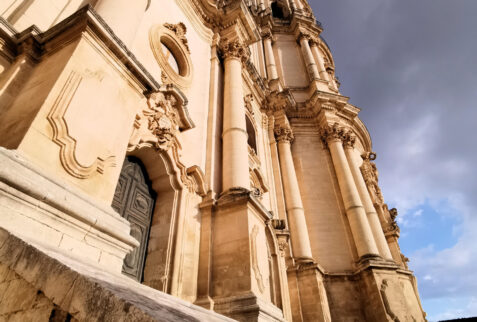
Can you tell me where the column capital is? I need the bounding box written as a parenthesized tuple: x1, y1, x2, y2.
(274, 126, 294, 143)
(261, 30, 273, 40)
(320, 122, 345, 144)
(342, 131, 356, 149)
(309, 36, 320, 48)
(297, 32, 312, 44)
(219, 39, 249, 61)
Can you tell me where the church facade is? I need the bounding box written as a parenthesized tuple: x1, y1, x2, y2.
(0, 0, 427, 321)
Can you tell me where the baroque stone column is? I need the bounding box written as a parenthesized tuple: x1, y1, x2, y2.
(94, 0, 149, 46)
(343, 137, 393, 260)
(309, 37, 330, 82)
(220, 40, 250, 192)
(262, 31, 279, 81)
(275, 121, 314, 262)
(321, 123, 380, 259)
(298, 32, 320, 81)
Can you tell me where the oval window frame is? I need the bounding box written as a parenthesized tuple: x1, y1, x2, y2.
(149, 24, 193, 89)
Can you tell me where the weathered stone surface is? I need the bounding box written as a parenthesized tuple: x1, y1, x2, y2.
(0, 228, 234, 322)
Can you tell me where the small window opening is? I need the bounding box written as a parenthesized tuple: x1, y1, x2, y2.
(246, 116, 257, 154)
(271, 2, 285, 19)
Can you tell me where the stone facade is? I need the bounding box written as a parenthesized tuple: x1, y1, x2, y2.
(0, 0, 426, 321)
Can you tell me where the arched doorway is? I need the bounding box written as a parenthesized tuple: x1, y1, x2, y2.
(112, 156, 156, 282)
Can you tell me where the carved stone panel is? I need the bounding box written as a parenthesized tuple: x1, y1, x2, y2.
(112, 157, 156, 282)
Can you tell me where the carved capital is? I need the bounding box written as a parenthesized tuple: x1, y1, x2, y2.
(309, 36, 319, 47)
(342, 131, 356, 149)
(261, 30, 273, 40)
(219, 39, 249, 61)
(297, 32, 312, 44)
(275, 126, 294, 143)
(320, 123, 345, 143)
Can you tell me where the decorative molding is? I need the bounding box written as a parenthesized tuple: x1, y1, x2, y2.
(380, 280, 400, 322)
(244, 93, 254, 116)
(250, 167, 269, 199)
(187, 165, 208, 197)
(127, 87, 205, 196)
(251, 225, 265, 293)
(47, 71, 116, 179)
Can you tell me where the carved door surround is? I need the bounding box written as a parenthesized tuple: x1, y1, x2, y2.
(112, 156, 156, 282)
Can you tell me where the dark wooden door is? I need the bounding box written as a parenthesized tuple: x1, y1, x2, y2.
(112, 157, 156, 282)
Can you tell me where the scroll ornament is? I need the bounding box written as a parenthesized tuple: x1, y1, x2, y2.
(128, 92, 180, 152)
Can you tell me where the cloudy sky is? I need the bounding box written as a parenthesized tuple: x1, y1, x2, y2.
(308, 0, 477, 320)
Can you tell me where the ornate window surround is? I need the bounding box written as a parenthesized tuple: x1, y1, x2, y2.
(149, 23, 193, 89)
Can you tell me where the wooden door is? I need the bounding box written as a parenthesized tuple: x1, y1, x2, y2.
(112, 157, 156, 282)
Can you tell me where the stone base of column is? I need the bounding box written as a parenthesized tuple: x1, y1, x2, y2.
(357, 267, 427, 322)
(356, 253, 395, 270)
(307, 79, 331, 95)
(287, 262, 332, 322)
(206, 189, 286, 321)
(213, 292, 285, 322)
(195, 296, 215, 311)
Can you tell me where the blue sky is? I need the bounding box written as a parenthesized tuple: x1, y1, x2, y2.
(309, 1, 477, 320)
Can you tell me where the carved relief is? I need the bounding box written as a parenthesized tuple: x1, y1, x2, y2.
(385, 207, 401, 237)
(127, 87, 206, 196)
(164, 22, 190, 53)
(47, 71, 116, 179)
(360, 152, 385, 204)
(244, 94, 254, 116)
(251, 225, 265, 293)
(128, 91, 179, 152)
